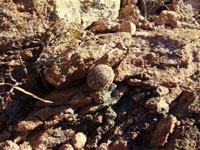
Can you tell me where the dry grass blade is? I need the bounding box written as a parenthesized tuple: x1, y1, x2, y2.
(0, 83, 53, 103)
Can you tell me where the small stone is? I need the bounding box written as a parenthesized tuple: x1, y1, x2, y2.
(0, 140, 19, 150)
(87, 64, 114, 91)
(154, 86, 169, 96)
(118, 21, 136, 36)
(19, 142, 32, 150)
(29, 128, 70, 149)
(119, 5, 140, 21)
(14, 116, 43, 133)
(141, 21, 154, 30)
(145, 97, 169, 116)
(112, 85, 129, 98)
(72, 132, 87, 150)
(150, 115, 180, 147)
(90, 20, 119, 33)
(160, 10, 181, 28)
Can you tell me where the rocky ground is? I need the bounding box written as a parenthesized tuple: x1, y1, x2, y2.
(0, 0, 200, 150)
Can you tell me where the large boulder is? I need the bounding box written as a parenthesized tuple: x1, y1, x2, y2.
(55, 0, 121, 28)
(55, 0, 81, 23)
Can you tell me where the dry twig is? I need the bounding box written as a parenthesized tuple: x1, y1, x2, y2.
(0, 83, 53, 104)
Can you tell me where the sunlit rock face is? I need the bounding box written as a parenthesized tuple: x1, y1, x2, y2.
(56, 0, 121, 28)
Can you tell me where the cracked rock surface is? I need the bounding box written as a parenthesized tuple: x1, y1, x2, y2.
(0, 0, 200, 150)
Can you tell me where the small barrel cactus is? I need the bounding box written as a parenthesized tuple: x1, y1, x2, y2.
(87, 64, 114, 90)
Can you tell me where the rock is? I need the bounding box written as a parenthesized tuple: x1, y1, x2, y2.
(1, 1, 200, 149)
(154, 17, 165, 26)
(170, 90, 197, 117)
(80, 0, 120, 28)
(119, 4, 140, 22)
(127, 78, 143, 87)
(134, 30, 152, 37)
(153, 85, 169, 96)
(14, 116, 43, 133)
(59, 144, 75, 150)
(87, 64, 114, 91)
(67, 92, 92, 108)
(0, 141, 19, 150)
(19, 142, 32, 150)
(150, 115, 180, 147)
(0, 1, 49, 52)
(108, 140, 128, 150)
(44, 107, 76, 129)
(145, 97, 169, 116)
(90, 20, 119, 33)
(72, 132, 87, 149)
(30, 128, 74, 149)
(33, 107, 57, 121)
(164, 118, 199, 150)
(43, 44, 76, 88)
(89, 84, 117, 104)
(52, 0, 121, 28)
(112, 85, 129, 98)
(160, 10, 181, 28)
(141, 21, 154, 30)
(55, 0, 81, 23)
(164, 87, 182, 104)
(118, 21, 136, 36)
(115, 28, 200, 91)
(114, 47, 145, 82)
(85, 107, 117, 149)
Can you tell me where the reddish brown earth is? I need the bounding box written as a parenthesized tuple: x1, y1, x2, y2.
(0, 0, 200, 150)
